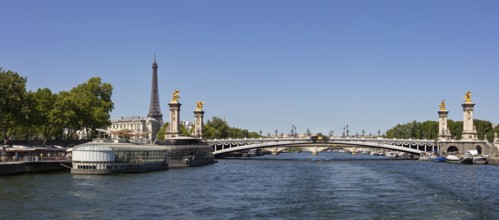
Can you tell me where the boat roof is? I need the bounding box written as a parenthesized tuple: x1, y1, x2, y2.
(72, 142, 167, 152)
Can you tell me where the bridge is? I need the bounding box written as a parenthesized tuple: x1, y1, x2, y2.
(206, 136, 442, 156)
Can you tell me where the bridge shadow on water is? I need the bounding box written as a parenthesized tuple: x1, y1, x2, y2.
(219, 152, 410, 162)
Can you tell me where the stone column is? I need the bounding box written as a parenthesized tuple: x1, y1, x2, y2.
(438, 110, 451, 140)
(312, 147, 319, 155)
(461, 102, 477, 140)
(167, 101, 181, 138)
(193, 109, 205, 138)
(272, 147, 280, 155)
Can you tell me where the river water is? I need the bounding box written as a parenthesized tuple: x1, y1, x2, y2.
(1, 152, 498, 219)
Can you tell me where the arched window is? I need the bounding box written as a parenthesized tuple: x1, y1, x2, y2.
(447, 146, 459, 153)
(475, 145, 482, 155)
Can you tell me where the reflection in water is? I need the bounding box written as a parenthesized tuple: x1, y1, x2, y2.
(0, 152, 498, 219)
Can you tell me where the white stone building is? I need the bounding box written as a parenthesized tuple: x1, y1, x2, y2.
(107, 116, 162, 142)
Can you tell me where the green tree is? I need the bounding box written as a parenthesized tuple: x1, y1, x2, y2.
(448, 120, 463, 140)
(202, 116, 261, 139)
(71, 77, 114, 139)
(0, 69, 27, 143)
(30, 88, 57, 143)
(48, 77, 113, 140)
(386, 119, 494, 142)
(204, 117, 230, 139)
(474, 119, 494, 142)
(50, 91, 79, 140)
(156, 122, 169, 140)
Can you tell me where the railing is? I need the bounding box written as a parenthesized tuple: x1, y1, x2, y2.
(0, 156, 70, 163)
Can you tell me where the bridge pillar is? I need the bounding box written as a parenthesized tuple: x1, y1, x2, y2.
(461, 93, 478, 140)
(193, 108, 204, 138)
(272, 147, 279, 155)
(311, 147, 318, 155)
(166, 101, 181, 138)
(438, 105, 452, 140)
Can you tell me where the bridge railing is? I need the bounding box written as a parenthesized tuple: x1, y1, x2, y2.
(206, 136, 438, 145)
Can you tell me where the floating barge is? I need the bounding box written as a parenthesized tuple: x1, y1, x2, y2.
(70, 140, 169, 174)
(70, 137, 216, 174)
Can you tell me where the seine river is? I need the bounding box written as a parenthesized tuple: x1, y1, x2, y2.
(1, 153, 498, 219)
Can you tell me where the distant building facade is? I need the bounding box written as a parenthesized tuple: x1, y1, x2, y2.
(107, 57, 164, 142)
(107, 116, 161, 141)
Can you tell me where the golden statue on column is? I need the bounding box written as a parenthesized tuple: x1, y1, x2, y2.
(464, 90, 472, 103)
(439, 99, 446, 111)
(172, 90, 180, 102)
(196, 101, 204, 111)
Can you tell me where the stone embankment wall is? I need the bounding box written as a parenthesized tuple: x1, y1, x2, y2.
(0, 161, 71, 175)
(4, 140, 88, 147)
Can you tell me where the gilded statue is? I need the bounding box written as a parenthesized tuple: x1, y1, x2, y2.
(172, 90, 180, 102)
(439, 99, 446, 111)
(464, 90, 472, 103)
(196, 101, 204, 111)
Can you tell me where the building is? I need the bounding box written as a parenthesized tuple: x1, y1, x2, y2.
(107, 57, 164, 142)
(107, 116, 161, 141)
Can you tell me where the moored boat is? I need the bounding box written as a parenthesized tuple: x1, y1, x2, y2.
(472, 156, 487, 165)
(429, 155, 446, 162)
(70, 140, 169, 175)
(445, 154, 473, 164)
(445, 154, 461, 163)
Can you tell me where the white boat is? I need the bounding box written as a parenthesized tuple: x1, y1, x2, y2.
(445, 154, 461, 163)
(445, 153, 473, 164)
(386, 152, 397, 158)
(419, 155, 430, 161)
(472, 156, 487, 165)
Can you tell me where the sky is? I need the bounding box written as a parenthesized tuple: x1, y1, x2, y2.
(1, 0, 498, 136)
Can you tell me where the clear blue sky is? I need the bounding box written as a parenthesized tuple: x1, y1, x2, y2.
(1, 0, 498, 136)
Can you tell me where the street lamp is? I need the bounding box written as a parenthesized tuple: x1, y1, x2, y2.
(346, 125, 350, 137)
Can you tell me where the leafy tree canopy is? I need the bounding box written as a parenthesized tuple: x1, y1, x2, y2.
(386, 119, 497, 142)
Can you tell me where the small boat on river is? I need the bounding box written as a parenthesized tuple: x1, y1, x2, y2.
(445, 154, 461, 163)
(446, 154, 473, 164)
(429, 152, 446, 162)
(472, 156, 487, 165)
(429, 155, 446, 162)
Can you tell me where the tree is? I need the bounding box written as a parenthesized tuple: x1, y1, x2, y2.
(50, 91, 80, 140)
(386, 119, 495, 142)
(0, 69, 27, 143)
(156, 122, 170, 140)
(30, 88, 57, 143)
(203, 117, 230, 139)
(71, 77, 114, 139)
(202, 116, 261, 139)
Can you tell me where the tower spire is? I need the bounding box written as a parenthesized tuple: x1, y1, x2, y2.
(148, 55, 163, 124)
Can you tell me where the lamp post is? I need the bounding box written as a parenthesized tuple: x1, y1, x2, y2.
(346, 125, 350, 137)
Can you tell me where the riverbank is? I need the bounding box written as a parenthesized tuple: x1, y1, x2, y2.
(0, 161, 71, 176)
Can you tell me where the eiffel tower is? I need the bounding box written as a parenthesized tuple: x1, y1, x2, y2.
(147, 55, 164, 125)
